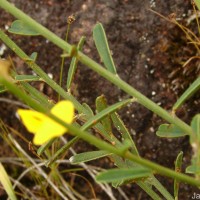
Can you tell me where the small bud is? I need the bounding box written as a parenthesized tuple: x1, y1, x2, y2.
(67, 15, 76, 24)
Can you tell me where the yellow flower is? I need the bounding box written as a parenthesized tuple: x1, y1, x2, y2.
(17, 100, 74, 145)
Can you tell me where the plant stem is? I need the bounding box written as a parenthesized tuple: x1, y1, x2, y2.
(0, 30, 85, 113)
(58, 57, 65, 101)
(0, 0, 193, 135)
(0, 0, 198, 191)
(78, 52, 193, 135)
(1, 77, 200, 188)
(58, 23, 70, 101)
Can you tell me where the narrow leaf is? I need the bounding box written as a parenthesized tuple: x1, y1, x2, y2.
(93, 23, 117, 74)
(81, 103, 94, 117)
(174, 151, 183, 199)
(187, 114, 200, 176)
(8, 20, 40, 36)
(15, 75, 41, 82)
(186, 165, 200, 174)
(67, 36, 85, 91)
(96, 95, 112, 133)
(173, 77, 200, 111)
(0, 163, 17, 200)
(112, 155, 129, 168)
(70, 150, 111, 164)
(30, 52, 38, 62)
(96, 167, 152, 183)
(79, 102, 118, 143)
(110, 153, 137, 187)
(111, 112, 138, 155)
(156, 124, 188, 138)
(191, 114, 200, 139)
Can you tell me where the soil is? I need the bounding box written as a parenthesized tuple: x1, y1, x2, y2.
(0, 0, 200, 199)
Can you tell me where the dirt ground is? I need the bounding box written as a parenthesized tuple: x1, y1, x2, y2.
(0, 0, 200, 199)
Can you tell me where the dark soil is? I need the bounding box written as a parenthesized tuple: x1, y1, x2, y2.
(0, 0, 200, 199)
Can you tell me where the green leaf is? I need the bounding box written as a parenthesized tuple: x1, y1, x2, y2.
(81, 103, 94, 117)
(190, 114, 200, 149)
(70, 150, 111, 164)
(187, 115, 200, 176)
(173, 77, 200, 111)
(8, 20, 40, 36)
(93, 23, 117, 75)
(96, 95, 112, 133)
(30, 52, 38, 62)
(185, 165, 200, 174)
(14, 75, 41, 82)
(156, 124, 188, 138)
(67, 36, 85, 91)
(194, 0, 200, 11)
(111, 112, 139, 155)
(77, 100, 132, 154)
(112, 154, 129, 168)
(110, 154, 136, 188)
(96, 167, 152, 183)
(191, 114, 200, 138)
(174, 151, 183, 199)
(0, 163, 17, 200)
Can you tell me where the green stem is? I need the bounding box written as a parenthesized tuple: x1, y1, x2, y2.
(78, 53, 193, 135)
(0, 30, 84, 113)
(19, 82, 52, 108)
(0, 0, 193, 136)
(47, 98, 132, 166)
(1, 77, 200, 188)
(58, 57, 65, 101)
(0, 0, 198, 192)
(58, 23, 70, 101)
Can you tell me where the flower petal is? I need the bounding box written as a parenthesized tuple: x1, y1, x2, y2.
(17, 109, 46, 134)
(33, 101, 74, 145)
(51, 100, 74, 124)
(33, 117, 67, 145)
